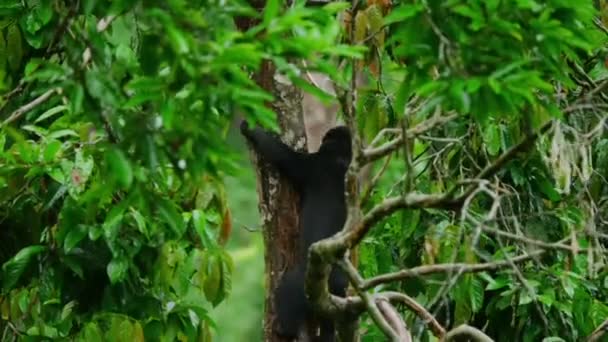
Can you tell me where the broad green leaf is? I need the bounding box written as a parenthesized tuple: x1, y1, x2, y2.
(263, 0, 280, 26)
(534, 176, 561, 202)
(483, 123, 501, 156)
(82, 322, 104, 342)
(384, 3, 424, 25)
(63, 224, 87, 252)
(203, 254, 221, 304)
(2, 245, 47, 290)
(85, 69, 119, 106)
(43, 140, 62, 162)
(107, 257, 129, 284)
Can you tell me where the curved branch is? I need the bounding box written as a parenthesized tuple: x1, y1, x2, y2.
(443, 324, 493, 342)
(376, 298, 412, 342)
(338, 258, 401, 341)
(382, 292, 446, 338)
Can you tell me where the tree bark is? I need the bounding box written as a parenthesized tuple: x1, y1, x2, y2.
(236, 7, 312, 341)
(249, 62, 309, 342)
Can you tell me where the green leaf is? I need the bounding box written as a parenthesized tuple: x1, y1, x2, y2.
(37, 1, 53, 25)
(35, 105, 68, 123)
(203, 254, 221, 304)
(106, 148, 133, 189)
(534, 176, 561, 202)
(63, 224, 87, 252)
(24, 58, 43, 76)
(21, 125, 47, 137)
(384, 4, 424, 25)
(107, 257, 129, 284)
(192, 209, 210, 246)
(70, 84, 84, 114)
(322, 2, 349, 14)
(81, 322, 103, 342)
(130, 207, 148, 238)
(263, 0, 280, 26)
(47, 129, 78, 140)
(2, 245, 47, 290)
(60, 300, 77, 321)
(166, 25, 189, 55)
(470, 277, 484, 313)
(483, 123, 501, 156)
(85, 69, 119, 106)
(103, 204, 125, 241)
(88, 225, 103, 241)
(158, 198, 185, 237)
(43, 140, 62, 162)
(116, 44, 138, 68)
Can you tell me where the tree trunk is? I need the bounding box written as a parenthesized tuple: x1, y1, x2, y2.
(248, 62, 310, 342)
(235, 7, 312, 340)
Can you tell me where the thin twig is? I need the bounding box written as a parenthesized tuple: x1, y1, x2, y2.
(481, 226, 579, 252)
(362, 251, 544, 290)
(363, 114, 458, 163)
(2, 88, 60, 127)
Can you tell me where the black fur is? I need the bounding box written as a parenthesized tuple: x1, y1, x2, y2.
(241, 121, 352, 341)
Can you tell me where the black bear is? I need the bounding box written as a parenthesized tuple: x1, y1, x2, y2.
(241, 121, 352, 341)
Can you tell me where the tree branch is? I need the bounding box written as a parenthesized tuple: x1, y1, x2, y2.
(347, 192, 458, 247)
(338, 258, 401, 341)
(363, 113, 458, 164)
(362, 251, 544, 290)
(481, 226, 580, 253)
(443, 324, 494, 342)
(587, 319, 608, 342)
(2, 88, 61, 127)
(376, 298, 412, 342)
(381, 292, 446, 338)
(452, 120, 553, 203)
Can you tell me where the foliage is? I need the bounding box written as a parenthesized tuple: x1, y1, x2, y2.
(0, 0, 358, 340)
(354, 0, 608, 341)
(3, 0, 608, 341)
